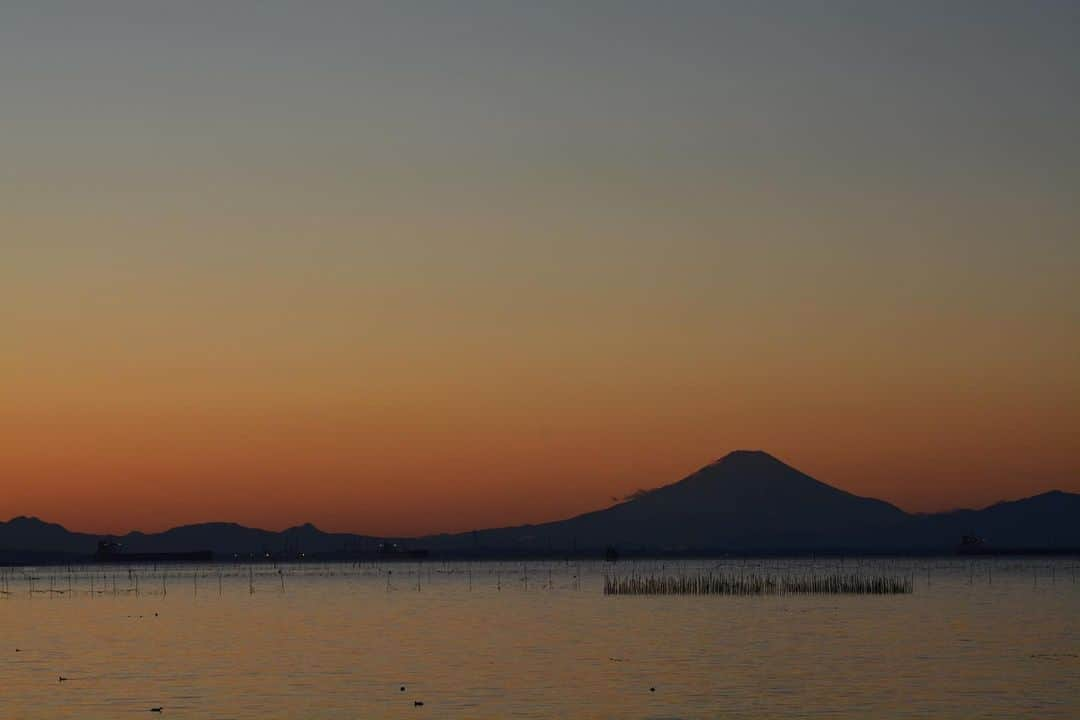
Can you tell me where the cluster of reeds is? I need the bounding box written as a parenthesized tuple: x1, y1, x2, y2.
(603, 571, 913, 596)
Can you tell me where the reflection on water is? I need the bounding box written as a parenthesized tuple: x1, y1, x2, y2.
(2, 558, 1078, 718)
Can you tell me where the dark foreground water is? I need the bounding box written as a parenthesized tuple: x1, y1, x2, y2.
(1, 558, 1078, 718)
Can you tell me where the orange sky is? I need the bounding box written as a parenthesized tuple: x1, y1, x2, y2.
(2, 3, 1078, 536)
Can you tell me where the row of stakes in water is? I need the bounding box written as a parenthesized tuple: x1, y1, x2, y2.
(0, 559, 1077, 598)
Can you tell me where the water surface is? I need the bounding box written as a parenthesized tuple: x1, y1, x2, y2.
(2, 558, 1077, 718)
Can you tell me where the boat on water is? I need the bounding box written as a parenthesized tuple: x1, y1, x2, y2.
(94, 540, 213, 563)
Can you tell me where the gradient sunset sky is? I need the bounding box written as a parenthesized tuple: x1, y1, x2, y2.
(3, 1, 1078, 536)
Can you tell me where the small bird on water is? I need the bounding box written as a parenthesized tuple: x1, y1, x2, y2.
(414, 701, 424, 707)
(58, 676, 67, 683)
(150, 708, 163, 713)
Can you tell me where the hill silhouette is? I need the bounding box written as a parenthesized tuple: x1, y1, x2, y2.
(2, 451, 1077, 560)
(428, 450, 912, 553)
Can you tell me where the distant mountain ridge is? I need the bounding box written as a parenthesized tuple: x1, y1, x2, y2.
(427, 451, 913, 553)
(2, 451, 1077, 561)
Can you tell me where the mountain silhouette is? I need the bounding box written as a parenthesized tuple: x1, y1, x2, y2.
(1, 451, 1077, 560)
(428, 450, 912, 552)
(116, 521, 376, 557)
(0, 516, 98, 555)
(915, 490, 1080, 550)
(0, 517, 377, 561)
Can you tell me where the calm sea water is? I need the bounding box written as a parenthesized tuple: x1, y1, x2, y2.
(1, 558, 1077, 718)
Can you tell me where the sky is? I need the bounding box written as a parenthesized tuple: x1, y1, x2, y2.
(2, 1, 1078, 536)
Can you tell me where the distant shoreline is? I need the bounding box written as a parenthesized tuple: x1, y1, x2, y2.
(4, 547, 1080, 568)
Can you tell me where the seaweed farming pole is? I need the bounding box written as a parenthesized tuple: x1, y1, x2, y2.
(603, 571, 913, 596)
